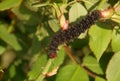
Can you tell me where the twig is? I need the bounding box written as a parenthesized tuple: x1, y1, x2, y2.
(64, 45, 79, 64)
(64, 45, 97, 78)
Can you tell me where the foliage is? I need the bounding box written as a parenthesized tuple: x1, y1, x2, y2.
(0, 0, 120, 81)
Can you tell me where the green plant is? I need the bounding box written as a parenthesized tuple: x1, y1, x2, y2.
(0, 0, 120, 81)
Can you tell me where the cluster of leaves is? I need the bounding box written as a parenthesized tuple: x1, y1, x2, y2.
(0, 0, 120, 81)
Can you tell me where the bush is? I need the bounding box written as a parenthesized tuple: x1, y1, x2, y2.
(0, 0, 120, 81)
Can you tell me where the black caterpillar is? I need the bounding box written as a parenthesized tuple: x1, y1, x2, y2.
(48, 10, 102, 58)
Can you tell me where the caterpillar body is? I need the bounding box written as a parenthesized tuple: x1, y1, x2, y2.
(48, 10, 102, 58)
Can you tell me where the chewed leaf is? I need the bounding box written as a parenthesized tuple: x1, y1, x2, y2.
(48, 45, 66, 71)
(28, 54, 48, 80)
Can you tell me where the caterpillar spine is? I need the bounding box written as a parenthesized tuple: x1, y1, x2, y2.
(48, 10, 102, 58)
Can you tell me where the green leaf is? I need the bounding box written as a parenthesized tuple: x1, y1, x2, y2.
(89, 22, 112, 61)
(82, 55, 104, 75)
(30, 36, 42, 55)
(95, 76, 106, 81)
(62, 0, 68, 3)
(35, 46, 66, 81)
(48, 19, 60, 32)
(11, 4, 40, 26)
(69, 2, 87, 23)
(84, 0, 99, 10)
(0, 0, 22, 11)
(48, 45, 66, 71)
(106, 51, 120, 81)
(56, 64, 89, 81)
(111, 26, 120, 52)
(0, 46, 5, 55)
(28, 54, 48, 80)
(0, 24, 21, 51)
(9, 64, 16, 78)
